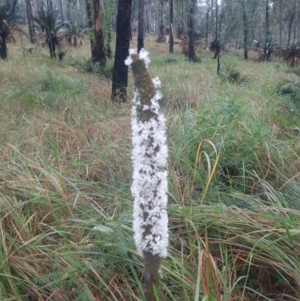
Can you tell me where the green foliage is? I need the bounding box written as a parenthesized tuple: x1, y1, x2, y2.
(277, 67, 300, 103)
(220, 64, 250, 85)
(71, 57, 113, 79)
(34, 8, 69, 58)
(277, 43, 300, 67)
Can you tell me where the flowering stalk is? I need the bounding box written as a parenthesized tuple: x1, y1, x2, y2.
(125, 49, 168, 295)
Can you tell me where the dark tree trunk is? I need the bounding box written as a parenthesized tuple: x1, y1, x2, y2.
(188, 0, 195, 61)
(210, 0, 214, 41)
(294, 0, 297, 41)
(169, 0, 174, 53)
(215, 0, 218, 40)
(111, 0, 133, 102)
(241, 0, 248, 60)
(48, 39, 56, 58)
(159, 0, 164, 37)
(137, 0, 144, 53)
(25, 0, 36, 43)
(264, 0, 271, 59)
(0, 36, 7, 59)
(92, 0, 106, 65)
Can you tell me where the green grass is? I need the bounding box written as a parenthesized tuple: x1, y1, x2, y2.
(1, 39, 300, 300)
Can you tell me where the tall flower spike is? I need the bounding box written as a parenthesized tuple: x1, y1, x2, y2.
(126, 49, 168, 277)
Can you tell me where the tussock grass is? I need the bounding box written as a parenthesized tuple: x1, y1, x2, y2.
(1, 36, 300, 300)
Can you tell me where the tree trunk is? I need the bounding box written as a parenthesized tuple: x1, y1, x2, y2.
(228, 0, 232, 45)
(67, 0, 72, 24)
(205, 2, 209, 46)
(169, 0, 174, 53)
(279, 0, 282, 46)
(287, 10, 295, 46)
(49, 39, 56, 58)
(159, 1, 164, 37)
(0, 36, 7, 59)
(294, 0, 297, 41)
(264, 0, 270, 60)
(92, 0, 106, 65)
(241, 0, 248, 60)
(188, 0, 195, 61)
(111, 0, 133, 102)
(215, 0, 218, 40)
(145, 4, 150, 33)
(210, 0, 214, 41)
(137, 0, 144, 53)
(25, 0, 36, 43)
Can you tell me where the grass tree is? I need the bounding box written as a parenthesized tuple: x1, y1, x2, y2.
(34, 8, 69, 58)
(0, 0, 28, 59)
(126, 49, 168, 301)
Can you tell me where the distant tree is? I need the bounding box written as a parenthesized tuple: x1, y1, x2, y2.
(0, 0, 28, 59)
(169, 0, 174, 53)
(188, 0, 196, 61)
(279, 0, 282, 46)
(25, 0, 36, 43)
(137, 0, 144, 52)
(264, 0, 271, 60)
(111, 0, 133, 102)
(210, 0, 214, 41)
(92, 0, 106, 65)
(241, 0, 248, 60)
(34, 8, 68, 58)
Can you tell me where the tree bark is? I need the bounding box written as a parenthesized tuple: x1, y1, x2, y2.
(0, 37, 7, 59)
(188, 0, 195, 61)
(25, 0, 36, 43)
(92, 0, 106, 65)
(137, 0, 144, 53)
(111, 0, 133, 102)
(169, 0, 174, 53)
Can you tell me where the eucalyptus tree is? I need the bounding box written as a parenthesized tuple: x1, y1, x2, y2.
(93, 0, 106, 65)
(111, 0, 133, 102)
(25, 0, 36, 43)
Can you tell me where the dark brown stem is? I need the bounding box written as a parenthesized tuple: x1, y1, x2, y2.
(145, 272, 154, 301)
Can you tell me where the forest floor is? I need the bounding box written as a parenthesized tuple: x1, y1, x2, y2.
(1, 35, 300, 300)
